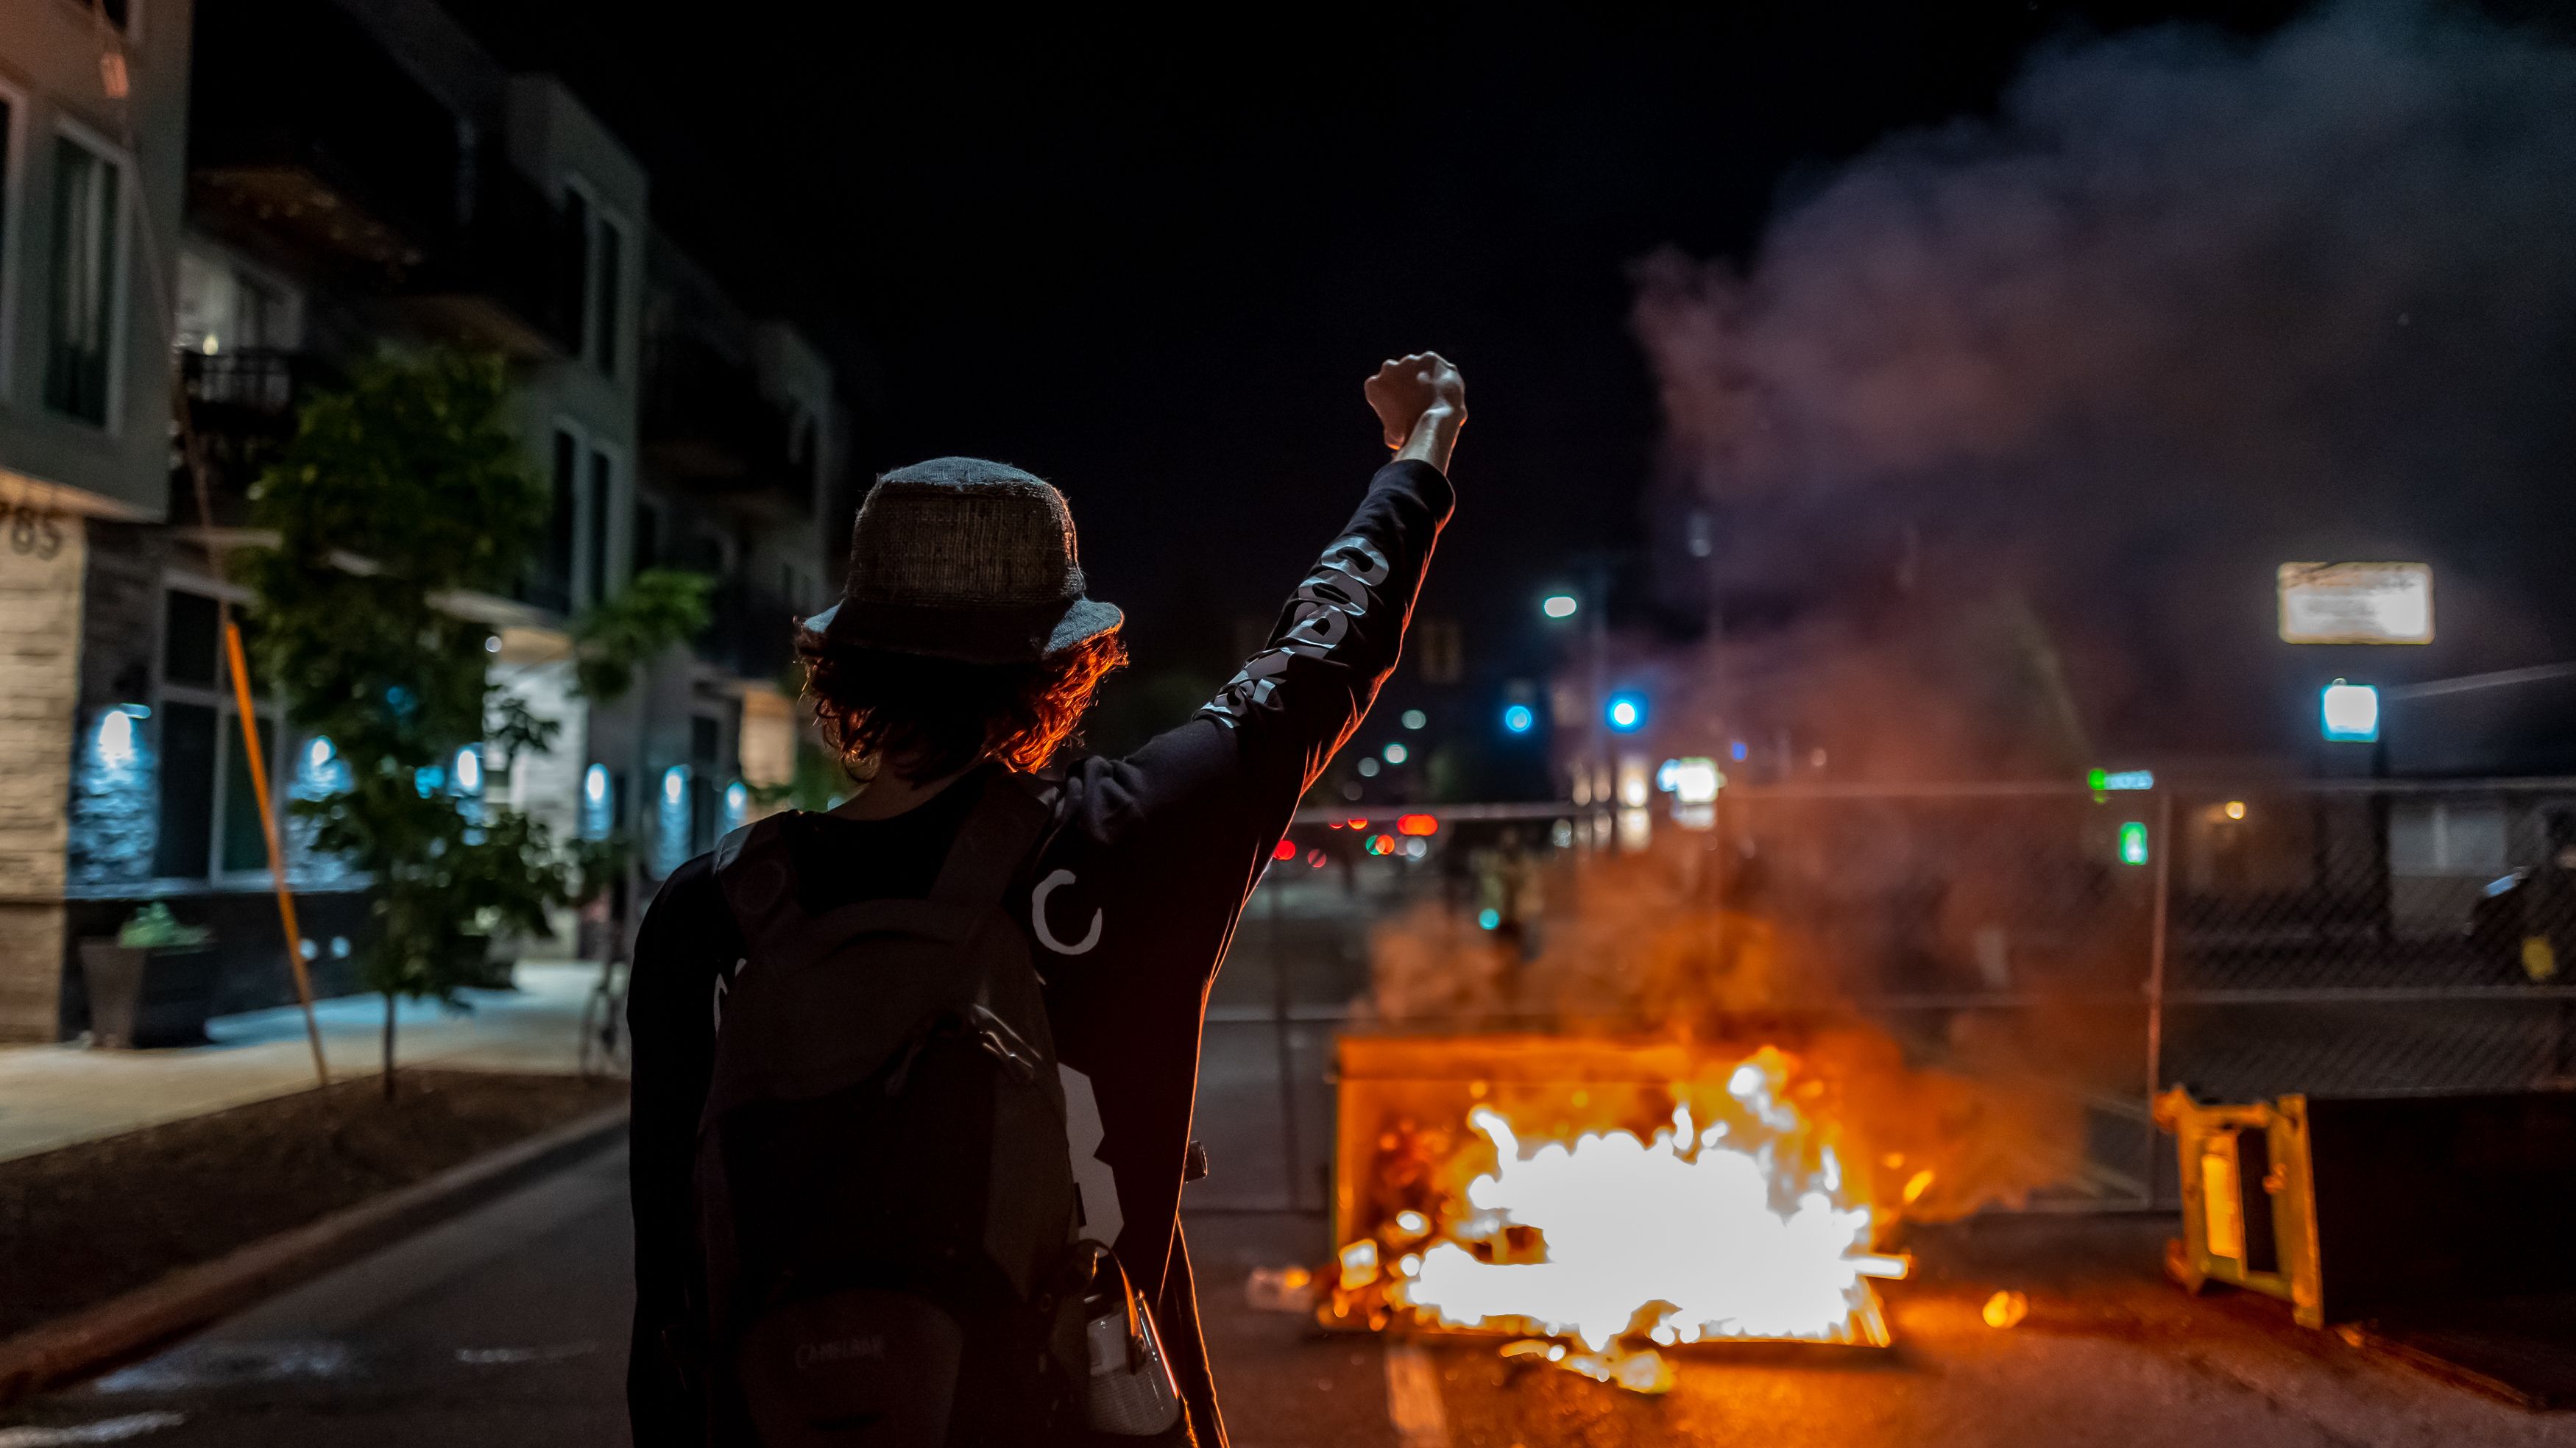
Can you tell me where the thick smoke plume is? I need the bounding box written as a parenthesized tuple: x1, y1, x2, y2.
(1348, 4, 2576, 1224)
(1635, 1, 2576, 755)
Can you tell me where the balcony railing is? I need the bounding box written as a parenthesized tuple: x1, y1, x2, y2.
(390, 163, 581, 360)
(188, 0, 575, 360)
(188, 0, 459, 269)
(641, 334, 813, 519)
(173, 348, 341, 527)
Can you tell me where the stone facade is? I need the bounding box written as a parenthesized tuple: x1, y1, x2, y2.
(0, 514, 85, 1038)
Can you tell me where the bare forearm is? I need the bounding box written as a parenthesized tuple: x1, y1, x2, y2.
(1395, 404, 1464, 474)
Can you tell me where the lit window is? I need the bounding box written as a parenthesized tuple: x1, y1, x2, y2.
(46, 135, 123, 425)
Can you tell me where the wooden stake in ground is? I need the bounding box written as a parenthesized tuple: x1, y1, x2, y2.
(223, 617, 330, 1087)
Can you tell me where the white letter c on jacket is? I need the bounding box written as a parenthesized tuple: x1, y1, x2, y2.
(1032, 869, 1103, 955)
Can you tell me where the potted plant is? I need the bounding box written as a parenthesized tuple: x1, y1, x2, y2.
(79, 904, 217, 1048)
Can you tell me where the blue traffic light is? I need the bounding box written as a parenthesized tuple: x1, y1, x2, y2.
(1501, 703, 1535, 734)
(1607, 692, 1646, 732)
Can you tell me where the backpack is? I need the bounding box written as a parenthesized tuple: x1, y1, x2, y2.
(694, 773, 1093, 1444)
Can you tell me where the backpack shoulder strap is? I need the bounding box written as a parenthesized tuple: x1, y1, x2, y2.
(710, 813, 820, 968)
(929, 770, 1060, 910)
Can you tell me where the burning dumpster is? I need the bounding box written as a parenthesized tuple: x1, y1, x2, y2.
(1323, 1033, 1916, 1390)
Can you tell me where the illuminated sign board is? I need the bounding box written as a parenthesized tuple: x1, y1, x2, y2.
(2278, 563, 2432, 645)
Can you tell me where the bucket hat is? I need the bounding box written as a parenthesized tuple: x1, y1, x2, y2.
(799, 457, 1122, 663)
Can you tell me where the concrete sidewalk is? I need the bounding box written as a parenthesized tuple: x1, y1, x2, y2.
(0, 963, 606, 1165)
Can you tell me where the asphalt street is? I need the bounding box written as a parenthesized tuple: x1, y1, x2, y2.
(12, 1143, 2576, 1446)
(7, 876, 2576, 1445)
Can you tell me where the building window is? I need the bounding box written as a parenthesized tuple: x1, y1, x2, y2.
(593, 216, 623, 377)
(0, 96, 13, 382)
(587, 446, 613, 603)
(632, 500, 659, 572)
(46, 134, 121, 426)
(786, 404, 820, 505)
(560, 180, 626, 377)
(560, 187, 589, 363)
(689, 714, 721, 853)
(152, 587, 285, 880)
(176, 246, 302, 358)
(535, 426, 578, 612)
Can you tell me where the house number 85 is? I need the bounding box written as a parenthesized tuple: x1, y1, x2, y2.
(8, 505, 65, 560)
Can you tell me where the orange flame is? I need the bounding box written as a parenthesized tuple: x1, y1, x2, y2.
(1334, 1043, 1913, 1389)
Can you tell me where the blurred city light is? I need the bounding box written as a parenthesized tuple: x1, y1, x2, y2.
(1671, 757, 1722, 804)
(2321, 680, 2381, 742)
(1382, 742, 1409, 765)
(1501, 703, 1535, 734)
(1273, 838, 1298, 862)
(1730, 739, 1748, 762)
(1396, 813, 1438, 836)
(2224, 800, 2248, 820)
(453, 745, 482, 794)
(95, 709, 138, 769)
(2119, 820, 2151, 865)
(1477, 908, 1501, 930)
(1357, 757, 1380, 777)
(1616, 756, 1652, 809)
(1541, 594, 1579, 620)
(1607, 692, 1646, 731)
(582, 762, 612, 841)
(1401, 709, 1426, 730)
(2090, 767, 2155, 792)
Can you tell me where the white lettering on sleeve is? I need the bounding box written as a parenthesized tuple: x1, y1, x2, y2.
(1061, 1065, 1123, 1246)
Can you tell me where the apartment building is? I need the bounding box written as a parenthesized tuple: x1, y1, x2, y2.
(0, 0, 842, 1039)
(0, 0, 194, 1039)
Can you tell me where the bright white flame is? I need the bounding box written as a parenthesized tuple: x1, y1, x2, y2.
(1394, 1055, 1900, 1355)
(1671, 758, 1722, 805)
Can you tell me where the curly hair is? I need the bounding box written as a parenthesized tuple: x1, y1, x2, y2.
(798, 632, 1129, 781)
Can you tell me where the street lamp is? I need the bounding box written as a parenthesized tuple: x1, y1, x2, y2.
(2321, 680, 2380, 742)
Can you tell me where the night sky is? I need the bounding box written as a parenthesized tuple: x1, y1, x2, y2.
(446, 1, 2316, 723)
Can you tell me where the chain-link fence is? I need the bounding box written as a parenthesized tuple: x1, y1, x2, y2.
(1195, 779, 2576, 1217)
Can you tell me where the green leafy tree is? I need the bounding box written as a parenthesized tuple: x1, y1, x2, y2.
(246, 350, 705, 1093)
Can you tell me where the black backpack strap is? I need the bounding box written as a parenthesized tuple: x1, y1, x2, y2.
(710, 815, 813, 968)
(929, 771, 1059, 910)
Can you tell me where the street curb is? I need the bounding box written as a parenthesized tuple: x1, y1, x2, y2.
(0, 1099, 630, 1408)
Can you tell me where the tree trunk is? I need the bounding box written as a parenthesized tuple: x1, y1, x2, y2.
(381, 990, 397, 1100)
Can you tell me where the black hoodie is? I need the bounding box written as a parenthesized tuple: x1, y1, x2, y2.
(626, 458, 1454, 1445)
